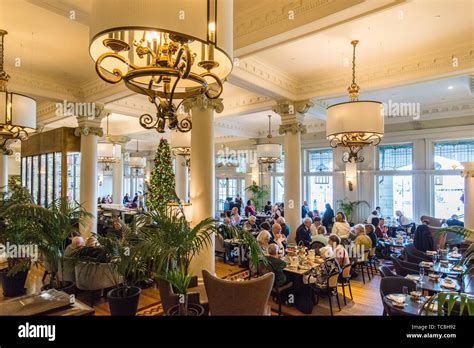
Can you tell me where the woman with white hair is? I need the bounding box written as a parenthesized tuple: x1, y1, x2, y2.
(276, 216, 290, 239)
(331, 212, 350, 239)
(243, 215, 258, 233)
(257, 222, 272, 253)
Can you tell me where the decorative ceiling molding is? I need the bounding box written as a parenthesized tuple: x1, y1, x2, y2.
(214, 120, 261, 139)
(220, 92, 275, 117)
(234, 0, 404, 56)
(26, 0, 90, 25)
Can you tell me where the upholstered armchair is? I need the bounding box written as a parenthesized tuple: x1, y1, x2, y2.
(202, 269, 274, 315)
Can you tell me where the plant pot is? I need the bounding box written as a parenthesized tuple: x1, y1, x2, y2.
(166, 303, 205, 316)
(0, 268, 28, 297)
(107, 286, 141, 316)
(41, 281, 75, 295)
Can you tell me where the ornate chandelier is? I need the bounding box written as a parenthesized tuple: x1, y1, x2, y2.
(89, 0, 233, 134)
(170, 129, 191, 168)
(0, 30, 36, 154)
(257, 115, 282, 170)
(98, 115, 120, 171)
(326, 40, 384, 163)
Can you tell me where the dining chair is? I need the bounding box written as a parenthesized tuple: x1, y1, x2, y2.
(405, 243, 432, 263)
(390, 254, 420, 276)
(258, 260, 294, 316)
(337, 263, 353, 305)
(379, 276, 416, 316)
(353, 249, 371, 284)
(378, 265, 399, 278)
(312, 269, 342, 316)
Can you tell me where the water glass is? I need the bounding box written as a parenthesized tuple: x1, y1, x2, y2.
(402, 286, 408, 296)
(419, 267, 425, 283)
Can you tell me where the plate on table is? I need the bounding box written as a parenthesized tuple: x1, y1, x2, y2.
(420, 261, 433, 268)
(449, 253, 462, 259)
(406, 274, 420, 281)
(426, 250, 438, 256)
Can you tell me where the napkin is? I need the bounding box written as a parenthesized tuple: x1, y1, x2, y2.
(406, 274, 420, 281)
(441, 281, 456, 289)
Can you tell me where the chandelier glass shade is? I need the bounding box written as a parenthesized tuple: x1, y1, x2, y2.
(89, 0, 233, 133)
(326, 40, 384, 163)
(98, 143, 120, 171)
(170, 129, 191, 167)
(0, 30, 36, 154)
(257, 115, 281, 170)
(128, 156, 146, 169)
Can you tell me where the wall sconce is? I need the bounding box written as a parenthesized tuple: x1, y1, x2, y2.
(348, 180, 354, 191)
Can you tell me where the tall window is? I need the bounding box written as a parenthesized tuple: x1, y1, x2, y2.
(304, 149, 333, 213)
(216, 177, 246, 213)
(377, 144, 413, 220)
(433, 140, 474, 219)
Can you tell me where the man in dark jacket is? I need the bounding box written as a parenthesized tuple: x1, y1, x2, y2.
(295, 217, 312, 248)
(414, 223, 434, 252)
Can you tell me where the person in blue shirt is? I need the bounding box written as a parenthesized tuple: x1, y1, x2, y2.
(301, 200, 310, 219)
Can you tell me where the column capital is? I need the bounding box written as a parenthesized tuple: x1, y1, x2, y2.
(461, 162, 474, 177)
(182, 95, 224, 114)
(273, 100, 313, 135)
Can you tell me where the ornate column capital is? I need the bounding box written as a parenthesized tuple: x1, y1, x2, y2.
(461, 162, 474, 177)
(106, 135, 130, 146)
(74, 107, 109, 137)
(182, 95, 224, 114)
(273, 100, 313, 135)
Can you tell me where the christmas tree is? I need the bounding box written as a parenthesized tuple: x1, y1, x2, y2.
(147, 138, 179, 212)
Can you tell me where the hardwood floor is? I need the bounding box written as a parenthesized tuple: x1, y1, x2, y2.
(0, 258, 384, 316)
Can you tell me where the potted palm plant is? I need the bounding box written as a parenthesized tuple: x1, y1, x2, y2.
(245, 182, 269, 212)
(0, 185, 38, 297)
(336, 198, 370, 224)
(5, 198, 90, 293)
(135, 207, 215, 316)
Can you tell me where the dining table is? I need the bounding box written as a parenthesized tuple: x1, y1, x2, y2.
(383, 293, 437, 316)
(412, 275, 461, 294)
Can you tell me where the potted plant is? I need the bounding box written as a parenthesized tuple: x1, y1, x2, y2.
(0, 185, 38, 297)
(5, 198, 90, 293)
(245, 181, 269, 212)
(135, 207, 215, 316)
(336, 198, 369, 224)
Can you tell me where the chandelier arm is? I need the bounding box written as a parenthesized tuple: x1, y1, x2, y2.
(168, 75, 182, 106)
(95, 52, 139, 84)
(202, 71, 223, 99)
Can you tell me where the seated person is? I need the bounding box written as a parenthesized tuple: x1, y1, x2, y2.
(257, 222, 272, 253)
(311, 226, 328, 245)
(319, 245, 334, 259)
(353, 223, 372, 253)
(223, 217, 231, 226)
(331, 212, 350, 239)
(329, 235, 350, 267)
(304, 252, 340, 286)
(445, 214, 465, 247)
(264, 201, 273, 214)
(265, 244, 288, 288)
(230, 207, 241, 226)
(310, 216, 322, 236)
(244, 199, 256, 217)
(243, 215, 258, 233)
(365, 224, 378, 250)
(295, 217, 312, 248)
(413, 222, 434, 252)
(271, 223, 286, 254)
(277, 217, 290, 239)
(64, 236, 85, 257)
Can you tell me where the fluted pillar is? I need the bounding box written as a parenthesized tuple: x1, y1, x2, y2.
(175, 155, 189, 202)
(0, 152, 8, 193)
(183, 95, 224, 276)
(462, 162, 474, 239)
(274, 100, 313, 241)
(75, 112, 105, 238)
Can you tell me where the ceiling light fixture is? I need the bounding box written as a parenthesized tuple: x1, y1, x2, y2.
(89, 0, 233, 134)
(257, 115, 282, 170)
(128, 139, 147, 175)
(326, 40, 384, 163)
(98, 115, 120, 171)
(171, 129, 191, 168)
(0, 30, 36, 154)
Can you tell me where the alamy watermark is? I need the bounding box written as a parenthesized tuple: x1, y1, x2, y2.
(0, 242, 38, 262)
(382, 99, 421, 120)
(55, 100, 98, 119)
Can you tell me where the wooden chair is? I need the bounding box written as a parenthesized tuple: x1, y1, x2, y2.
(312, 269, 342, 316)
(338, 263, 353, 305)
(353, 249, 371, 284)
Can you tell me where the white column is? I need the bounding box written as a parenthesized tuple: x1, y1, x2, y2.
(108, 136, 128, 205)
(0, 152, 9, 193)
(462, 162, 474, 239)
(274, 100, 313, 241)
(184, 95, 224, 276)
(75, 114, 104, 238)
(175, 155, 189, 202)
